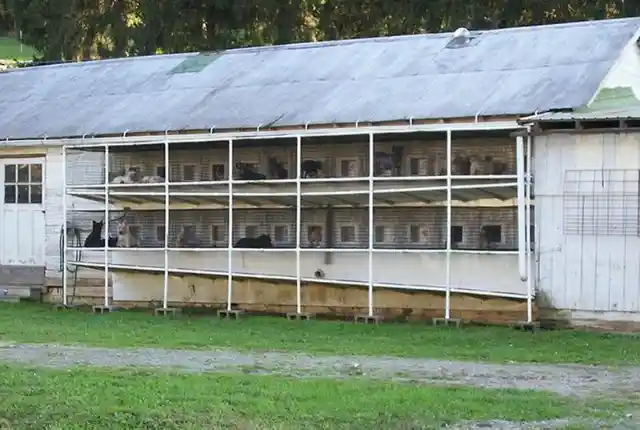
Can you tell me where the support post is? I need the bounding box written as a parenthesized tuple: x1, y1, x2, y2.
(227, 139, 234, 311)
(367, 132, 374, 317)
(162, 134, 170, 309)
(295, 135, 302, 314)
(103, 143, 110, 308)
(516, 136, 527, 281)
(445, 129, 452, 320)
(62, 146, 68, 306)
(525, 133, 533, 324)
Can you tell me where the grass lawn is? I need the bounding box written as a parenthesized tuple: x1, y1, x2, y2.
(0, 365, 621, 429)
(1, 303, 639, 365)
(0, 36, 38, 61)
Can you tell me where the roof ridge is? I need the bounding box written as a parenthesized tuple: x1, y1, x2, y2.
(5, 17, 640, 73)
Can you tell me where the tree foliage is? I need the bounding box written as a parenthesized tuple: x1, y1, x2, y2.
(0, 0, 638, 61)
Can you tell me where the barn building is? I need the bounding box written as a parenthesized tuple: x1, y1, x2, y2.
(521, 97, 640, 330)
(0, 17, 639, 327)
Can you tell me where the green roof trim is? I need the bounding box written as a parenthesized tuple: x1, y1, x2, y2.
(170, 52, 222, 74)
(577, 86, 640, 113)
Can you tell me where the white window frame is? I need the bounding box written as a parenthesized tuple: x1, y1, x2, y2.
(374, 224, 393, 245)
(407, 224, 424, 244)
(181, 164, 198, 182)
(272, 224, 290, 244)
(306, 224, 324, 246)
(336, 157, 360, 178)
(337, 223, 358, 245)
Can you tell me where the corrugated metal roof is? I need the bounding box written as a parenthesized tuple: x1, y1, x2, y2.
(1, 17, 640, 140)
(522, 106, 640, 122)
(521, 86, 640, 122)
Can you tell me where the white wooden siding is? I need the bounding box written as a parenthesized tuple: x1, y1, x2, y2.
(534, 132, 640, 316)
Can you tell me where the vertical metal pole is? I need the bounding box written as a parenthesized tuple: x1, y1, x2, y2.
(103, 143, 110, 307)
(296, 136, 302, 314)
(516, 136, 527, 281)
(368, 132, 374, 317)
(62, 146, 68, 306)
(525, 131, 533, 323)
(162, 135, 170, 309)
(227, 139, 234, 311)
(445, 129, 452, 320)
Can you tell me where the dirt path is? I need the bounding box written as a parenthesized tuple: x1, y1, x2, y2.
(0, 342, 639, 399)
(1, 343, 639, 428)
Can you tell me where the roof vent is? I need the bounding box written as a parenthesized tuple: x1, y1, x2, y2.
(453, 27, 471, 39)
(446, 27, 475, 49)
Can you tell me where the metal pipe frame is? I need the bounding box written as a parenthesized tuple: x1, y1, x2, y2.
(162, 133, 170, 309)
(516, 136, 527, 281)
(62, 146, 68, 306)
(51, 121, 522, 149)
(60, 124, 535, 317)
(295, 136, 302, 314)
(368, 132, 374, 317)
(525, 130, 533, 323)
(103, 143, 110, 307)
(445, 129, 452, 320)
(227, 139, 234, 311)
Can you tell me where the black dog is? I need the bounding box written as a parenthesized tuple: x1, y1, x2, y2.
(234, 234, 273, 249)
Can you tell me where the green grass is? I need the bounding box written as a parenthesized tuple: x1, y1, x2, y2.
(0, 365, 617, 429)
(0, 36, 39, 61)
(1, 303, 639, 365)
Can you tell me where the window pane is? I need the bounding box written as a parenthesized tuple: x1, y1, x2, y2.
(340, 226, 355, 242)
(375, 226, 385, 243)
(30, 164, 43, 183)
(274, 226, 287, 242)
(17, 164, 29, 182)
(30, 185, 42, 204)
(4, 185, 15, 203)
(156, 166, 166, 179)
(17, 185, 29, 203)
(183, 225, 196, 238)
(4, 165, 15, 183)
(156, 225, 166, 241)
(409, 225, 420, 243)
(183, 165, 196, 181)
(212, 164, 225, 180)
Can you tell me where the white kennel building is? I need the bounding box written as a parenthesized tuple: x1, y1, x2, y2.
(1, 18, 640, 326)
(522, 99, 640, 330)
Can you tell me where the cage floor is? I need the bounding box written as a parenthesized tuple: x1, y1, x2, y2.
(67, 177, 519, 207)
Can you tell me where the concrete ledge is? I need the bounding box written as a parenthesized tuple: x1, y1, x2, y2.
(92, 305, 116, 314)
(154, 307, 181, 317)
(217, 309, 243, 320)
(286, 312, 314, 321)
(354, 314, 381, 324)
(432, 317, 463, 328)
(511, 321, 540, 332)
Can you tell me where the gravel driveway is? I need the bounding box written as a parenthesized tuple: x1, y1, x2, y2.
(1, 342, 639, 429)
(0, 342, 638, 398)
